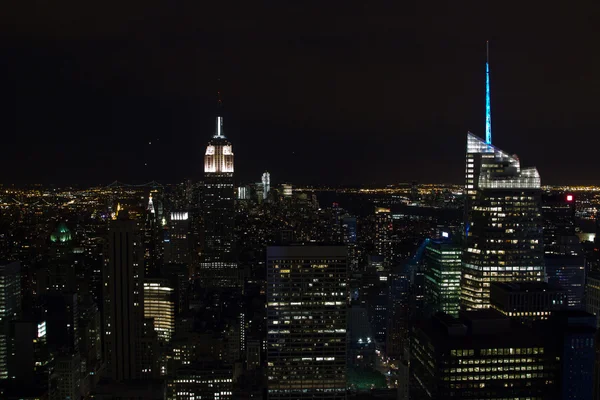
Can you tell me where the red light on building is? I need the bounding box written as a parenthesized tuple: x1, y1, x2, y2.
(566, 194, 574, 202)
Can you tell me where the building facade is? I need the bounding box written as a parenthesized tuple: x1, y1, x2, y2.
(424, 238, 461, 318)
(410, 311, 558, 399)
(267, 245, 348, 399)
(462, 132, 544, 310)
(103, 218, 145, 381)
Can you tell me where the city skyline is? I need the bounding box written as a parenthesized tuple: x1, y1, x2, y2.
(1, 3, 599, 185)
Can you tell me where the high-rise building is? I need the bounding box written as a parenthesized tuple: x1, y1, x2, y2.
(410, 310, 558, 399)
(490, 282, 566, 323)
(52, 352, 82, 400)
(201, 116, 237, 287)
(374, 207, 393, 269)
(167, 364, 233, 400)
(585, 272, 600, 328)
(462, 132, 544, 310)
(542, 193, 585, 308)
(262, 171, 271, 201)
(281, 184, 292, 198)
(386, 268, 410, 360)
(9, 319, 49, 386)
(424, 238, 461, 318)
(44, 291, 79, 354)
(342, 217, 359, 272)
(143, 278, 175, 343)
(540, 310, 596, 400)
(103, 217, 145, 381)
(164, 212, 190, 266)
(267, 245, 348, 399)
(0, 260, 21, 380)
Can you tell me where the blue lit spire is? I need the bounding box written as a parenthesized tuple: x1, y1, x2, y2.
(485, 41, 492, 144)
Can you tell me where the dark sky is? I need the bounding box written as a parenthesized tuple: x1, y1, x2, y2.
(1, 1, 598, 186)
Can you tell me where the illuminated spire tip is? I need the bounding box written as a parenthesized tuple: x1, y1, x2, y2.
(485, 41, 492, 145)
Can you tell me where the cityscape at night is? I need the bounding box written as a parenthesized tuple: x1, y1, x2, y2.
(1, 2, 599, 400)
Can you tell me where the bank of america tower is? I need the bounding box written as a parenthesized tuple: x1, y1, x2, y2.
(461, 43, 545, 310)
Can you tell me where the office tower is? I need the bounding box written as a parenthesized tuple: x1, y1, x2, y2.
(374, 207, 393, 269)
(386, 269, 410, 360)
(143, 278, 175, 343)
(367, 277, 388, 349)
(462, 132, 544, 310)
(103, 217, 145, 381)
(164, 212, 190, 266)
(237, 186, 250, 200)
(281, 184, 292, 197)
(586, 272, 600, 328)
(424, 238, 461, 318)
(52, 353, 82, 400)
(267, 246, 348, 399)
(543, 193, 585, 308)
(167, 364, 233, 400)
(410, 310, 557, 399)
(160, 263, 189, 316)
(348, 305, 370, 344)
(46, 222, 76, 293)
(490, 282, 566, 322)
(78, 297, 102, 385)
(0, 261, 21, 380)
(144, 193, 163, 277)
(9, 319, 49, 386)
(44, 291, 79, 354)
(541, 311, 596, 400)
(542, 193, 576, 254)
(262, 171, 271, 200)
(201, 116, 236, 287)
(342, 216, 359, 272)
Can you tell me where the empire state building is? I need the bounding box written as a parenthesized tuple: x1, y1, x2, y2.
(201, 116, 237, 287)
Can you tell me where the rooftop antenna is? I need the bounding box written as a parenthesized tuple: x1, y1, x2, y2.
(216, 78, 224, 138)
(485, 41, 492, 145)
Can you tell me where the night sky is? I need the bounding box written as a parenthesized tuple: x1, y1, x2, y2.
(1, 2, 598, 186)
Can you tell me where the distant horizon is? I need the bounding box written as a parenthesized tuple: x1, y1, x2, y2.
(3, 180, 600, 189)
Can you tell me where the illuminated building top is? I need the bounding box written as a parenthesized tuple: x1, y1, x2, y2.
(466, 132, 540, 190)
(205, 116, 234, 174)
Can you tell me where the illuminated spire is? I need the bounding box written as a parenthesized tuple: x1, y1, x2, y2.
(485, 41, 492, 145)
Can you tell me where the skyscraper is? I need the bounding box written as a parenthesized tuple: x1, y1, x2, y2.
(267, 245, 348, 399)
(542, 193, 585, 308)
(143, 278, 175, 343)
(164, 211, 190, 266)
(0, 261, 21, 380)
(262, 171, 271, 201)
(103, 217, 145, 381)
(462, 132, 544, 310)
(424, 238, 461, 318)
(201, 115, 236, 287)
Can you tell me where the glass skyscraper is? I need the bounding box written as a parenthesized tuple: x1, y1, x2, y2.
(462, 132, 544, 310)
(201, 116, 237, 287)
(424, 238, 462, 318)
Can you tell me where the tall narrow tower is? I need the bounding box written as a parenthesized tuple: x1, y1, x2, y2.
(103, 217, 145, 381)
(201, 104, 237, 287)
